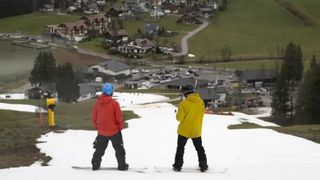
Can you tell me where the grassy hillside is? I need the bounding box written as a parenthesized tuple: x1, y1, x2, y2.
(189, 0, 320, 60)
(228, 122, 320, 144)
(0, 12, 80, 35)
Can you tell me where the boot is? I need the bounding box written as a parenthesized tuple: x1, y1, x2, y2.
(92, 162, 100, 171)
(199, 161, 208, 172)
(172, 160, 183, 172)
(118, 163, 129, 171)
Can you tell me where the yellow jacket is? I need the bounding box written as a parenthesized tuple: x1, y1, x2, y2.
(176, 93, 205, 138)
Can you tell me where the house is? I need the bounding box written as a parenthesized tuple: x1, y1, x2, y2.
(162, 3, 180, 14)
(118, 38, 155, 54)
(80, 13, 110, 34)
(123, 0, 141, 13)
(40, 4, 54, 12)
(105, 7, 123, 17)
(46, 25, 61, 35)
(90, 60, 131, 76)
(177, 14, 202, 24)
(78, 82, 102, 101)
(194, 88, 220, 106)
(27, 83, 57, 99)
(240, 69, 278, 85)
(58, 20, 90, 41)
(124, 82, 139, 89)
(106, 29, 129, 43)
(207, 0, 219, 10)
(143, 23, 160, 35)
(199, 7, 214, 18)
(46, 13, 110, 40)
(96, 0, 106, 6)
(208, 86, 228, 102)
(84, 4, 100, 14)
(150, 8, 165, 18)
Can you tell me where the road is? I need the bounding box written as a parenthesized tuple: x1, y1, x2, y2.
(172, 19, 209, 57)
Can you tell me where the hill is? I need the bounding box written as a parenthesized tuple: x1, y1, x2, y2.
(0, 12, 79, 35)
(189, 0, 320, 60)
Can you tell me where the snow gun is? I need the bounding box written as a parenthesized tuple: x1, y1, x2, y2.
(46, 98, 56, 127)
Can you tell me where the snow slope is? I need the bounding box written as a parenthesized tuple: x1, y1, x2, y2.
(0, 102, 46, 113)
(1, 93, 320, 180)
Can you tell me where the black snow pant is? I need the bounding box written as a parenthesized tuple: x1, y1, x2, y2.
(173, 135, 208, 169)
(91, 131, 126, 168)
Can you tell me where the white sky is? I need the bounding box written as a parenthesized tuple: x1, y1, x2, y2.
(1, 92, 320, 180)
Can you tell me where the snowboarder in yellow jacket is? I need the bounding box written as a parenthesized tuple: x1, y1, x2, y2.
(173, 85, 208, 172)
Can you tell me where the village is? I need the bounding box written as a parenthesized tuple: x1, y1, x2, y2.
(0, 0, 276, 112)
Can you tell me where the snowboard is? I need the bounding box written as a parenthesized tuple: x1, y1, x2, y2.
(72, 166, 148, 173)
(153, 166, 228, 174)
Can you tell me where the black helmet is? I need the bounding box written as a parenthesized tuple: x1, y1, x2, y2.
(182, 84, 194, 97)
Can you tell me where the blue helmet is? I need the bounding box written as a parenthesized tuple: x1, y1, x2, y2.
(102, 83, 113, 95)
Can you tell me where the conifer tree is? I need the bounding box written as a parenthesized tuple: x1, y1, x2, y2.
(280, 42, 303, 118)
(296, 55, 320, 123)
(29, 51, 57, 85)
(56, 63, 80, 103)
(271, 72, 289, 117)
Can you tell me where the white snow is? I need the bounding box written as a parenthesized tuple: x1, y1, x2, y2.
(0, 102, 47, 113)
(1, 93, 320, 180)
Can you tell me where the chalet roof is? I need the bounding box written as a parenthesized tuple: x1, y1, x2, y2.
(59, 20, 89, 30)
(97, 60, 130, 72)
(81, 13, 107, 22)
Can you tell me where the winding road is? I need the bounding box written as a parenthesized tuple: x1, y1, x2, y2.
(172, 19, 209, 57)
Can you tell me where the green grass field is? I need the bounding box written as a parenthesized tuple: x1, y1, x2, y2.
(0, 12, 80, 35)
(189, 0, 320, 60)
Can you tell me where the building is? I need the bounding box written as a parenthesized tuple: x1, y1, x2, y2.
(143, 23, 160, 35)
(118, 38, 155, 54)
(177, 14, 202, 24)
(78, 82, 102, 101)
(106, 29, 129, 43)
(162, 78, 209, 90)
(241, 69, 278, 85)
(90, 60, 131, 76)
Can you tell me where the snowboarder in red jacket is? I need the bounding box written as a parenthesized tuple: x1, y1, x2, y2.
(91, 83, 128, 171)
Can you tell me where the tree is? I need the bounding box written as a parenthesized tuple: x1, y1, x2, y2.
(281, 42, 303, 82)
(271, 72, 289, 117)
(56, 63, 80, 103)
(29, 51, 57, 86)
(280, 42, 303, 118)
(295, 55, 320, 124)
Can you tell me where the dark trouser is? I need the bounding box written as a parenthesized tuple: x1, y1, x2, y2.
(91, 131, 126, 167)
(174, 135, 208, 168)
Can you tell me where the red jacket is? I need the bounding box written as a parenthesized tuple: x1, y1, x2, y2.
(92, 94, 124, 136)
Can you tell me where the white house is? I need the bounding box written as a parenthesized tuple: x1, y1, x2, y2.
(90, 60, 131, 76)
